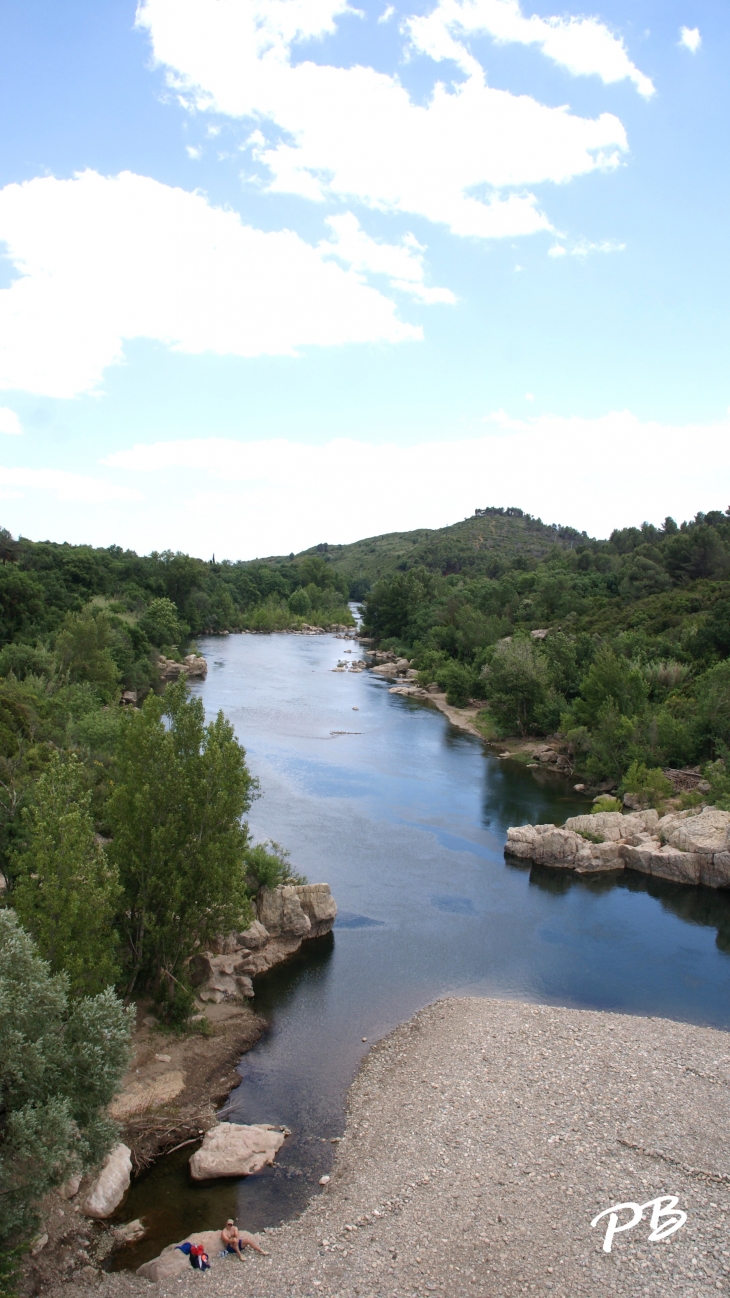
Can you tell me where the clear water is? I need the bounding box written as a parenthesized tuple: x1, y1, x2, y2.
(115, 629, 730, 1268)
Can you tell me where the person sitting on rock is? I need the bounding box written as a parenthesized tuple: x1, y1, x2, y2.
(221, 1219, 269, 1258)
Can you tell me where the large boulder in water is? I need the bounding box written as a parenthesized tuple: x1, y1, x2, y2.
(189, 1122, 287, 1180)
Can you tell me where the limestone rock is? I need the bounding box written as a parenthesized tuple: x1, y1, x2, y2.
(83, 1144, 132, 1218)
(109, 1072, 185, 1120)
(189, 1122, 287, 1181)
(704, 851, 730, 888)
(235, 919, 270, 950)
(564, 810, 659, 841)
(294, 883, 337, 935)
(257, 885, 311, 938)
(659, 806, 730, 855)
(621, 841, 703, 885)
(137, 1231, 223, 1282)
(59, 1173, 82, 1199)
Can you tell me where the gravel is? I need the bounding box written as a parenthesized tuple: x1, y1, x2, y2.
(61, 997, 730, 1298)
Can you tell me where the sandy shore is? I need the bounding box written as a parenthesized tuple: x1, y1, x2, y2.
(60, 996, 730, 1298)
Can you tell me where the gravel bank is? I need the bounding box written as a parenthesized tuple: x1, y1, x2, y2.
(65, 998, 730, 1298)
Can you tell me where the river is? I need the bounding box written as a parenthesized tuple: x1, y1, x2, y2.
(116, 628, 730, 1265)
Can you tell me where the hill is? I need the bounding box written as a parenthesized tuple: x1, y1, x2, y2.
(252, 507, 585, 594)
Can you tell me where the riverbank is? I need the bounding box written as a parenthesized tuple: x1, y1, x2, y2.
(63, 996, 730, 1298)
(387, 683, 485, 739)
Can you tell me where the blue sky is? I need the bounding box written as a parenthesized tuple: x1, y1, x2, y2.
(0, 0, 727, 557)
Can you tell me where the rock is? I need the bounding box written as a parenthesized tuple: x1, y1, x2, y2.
(235, 933, 307, 977)
(319, 1175, 330, 1185)
(506, 824, 593, 870)
(59, 1173, 82, 1199)
(621, 842, 703, 885)
(137, 1231, 223, 1282)
(704, 851, 730, 888)
(426, 683, 440, 694)
(574, 841, 624, 873)
(189, 1122, 287, 1180)
(83, 1144, 132, 1219)
(154, 1053, 171, 1063)
(573, 784, 586, 792)
(120, 690, 138, 706)
(257, 885, 312, 938)
(142, 1014, 157, 1028)
(112, 1219, 146, 1245)
(530, 628, 549, 640)
(658, 806, 730, 855)
(294, 883, 337, 936)
(30, 1233, 48, 1255)
(109, 1072, 186, 1120)
(564, 810, 659, 842)
(373, 663, 398, 676)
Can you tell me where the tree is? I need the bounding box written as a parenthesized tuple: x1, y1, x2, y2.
(54, 607, 120, 701)
(12, 752, 121, 997)
(138, 596, 181, 647)
(108, 679, 256, 1011)
(0, 912, 131, 1253)
(288, 587, 311, 616)
(481, 638, 553, 734)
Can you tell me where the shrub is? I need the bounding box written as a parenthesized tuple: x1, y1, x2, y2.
(620, 760, 673, 809)
(480, 638, 551, 734)
(437, 660, 479, 708)
(591, 796, 622, 813)
(243, 841, 306, 891)
(0, 912, 132, 1255)
(138, 596, 182, 648)
(288, 587, 311, 616)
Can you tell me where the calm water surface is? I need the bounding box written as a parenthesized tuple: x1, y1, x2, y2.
(117, 629, 730, 1266)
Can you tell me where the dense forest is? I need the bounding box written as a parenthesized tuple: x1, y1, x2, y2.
(362, 507, 730, 800)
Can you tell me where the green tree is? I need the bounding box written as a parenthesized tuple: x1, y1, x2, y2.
(570, 648, 648, 728)
(108, 679, 256, 1010)
(12, 752, 121, 997)
(288, 587, 311, 616)
(54, 608, 120, 701)
(138, 596, 181, 647)
(0, 912, 131, 1255)
(481, 638, 553, 734)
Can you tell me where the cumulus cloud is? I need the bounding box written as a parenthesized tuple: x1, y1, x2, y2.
(407, 0, 654, 97)
(0, 407, 22, 435)
(0, 170, 437, 398)
(137, 0, 630, 240)
(321, 214, 455, 303)
(679, 26, 701, 53)
(87, 411, 730, 557)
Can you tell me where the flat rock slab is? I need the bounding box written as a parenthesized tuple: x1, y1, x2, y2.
(189, 1122, 287, 1180)
(82, 1144, 132, 1219)
(109, 1071, 186, 1121)
(64, 1000, 730, 1298)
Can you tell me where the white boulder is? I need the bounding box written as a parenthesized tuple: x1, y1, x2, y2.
(189, 1122, 287, 1181)
(83, 1144, 132, 1218)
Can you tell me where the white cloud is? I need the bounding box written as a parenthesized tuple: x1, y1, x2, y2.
(407, 0, 654, 97)
(321, 214, 455, 303)
(82, 411, 730, 556)
(0, 466, 141, 502)
(679, 26, 701, 53)
(138, 0, 630, 241)
(0, 407, 22, 435)
(186, 144, 203, 159)
(0, 170, 429, 398)
(549, 237, 624, 257)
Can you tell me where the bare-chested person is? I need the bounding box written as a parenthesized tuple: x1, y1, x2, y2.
(221, 1219, 269, 1259)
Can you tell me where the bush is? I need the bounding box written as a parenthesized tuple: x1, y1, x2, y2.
(0, 643, 53, 681)
(139, 597, 182, 648)
(54, 608, 120, 702)
(436, 660, 479, 708)
(620, 760, 673, 809)
(243, 841, 306, 891)
(591, 796, 622, 813)
(0, 912, 132, 1254)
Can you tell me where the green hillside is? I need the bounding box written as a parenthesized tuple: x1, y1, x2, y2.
(253, 507, 584, 594)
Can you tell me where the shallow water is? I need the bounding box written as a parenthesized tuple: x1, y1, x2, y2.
(115, 629, 730, 1267)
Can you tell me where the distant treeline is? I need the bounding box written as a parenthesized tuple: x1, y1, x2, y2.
(362, 509, 730, 793)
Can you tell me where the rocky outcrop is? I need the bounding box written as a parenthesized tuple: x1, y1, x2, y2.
(158, 653, 208, 681)
(82, 1144, 132, 1219)
(191, 883, 337, 1003)
(506, 806, 730, 889)
(188, 1121, 288, 1181)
